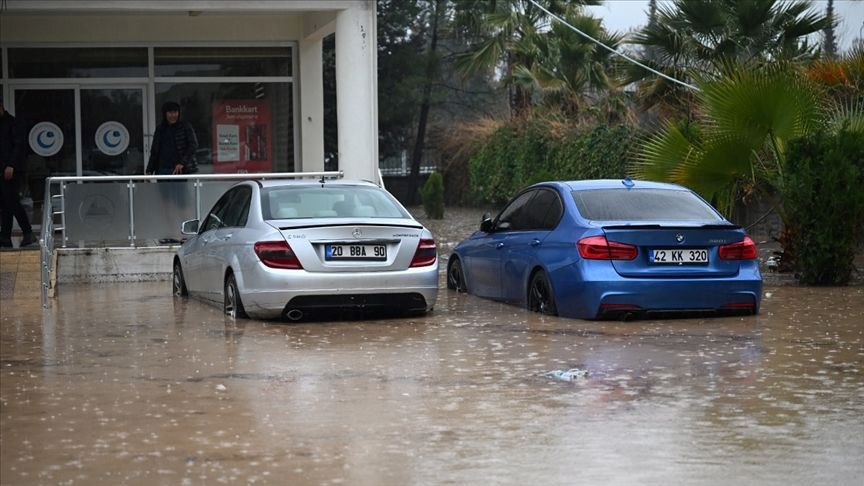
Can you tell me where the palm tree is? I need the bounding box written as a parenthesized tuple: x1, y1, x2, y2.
(625, 0, 830, 117)
(634, 62, 863, 217)
(453, 0, 599, 115)
(512, 11, 624, 118)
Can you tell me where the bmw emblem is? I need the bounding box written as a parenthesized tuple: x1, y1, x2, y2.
(675, 233, 685, 243)
(352, 228, 363, 239)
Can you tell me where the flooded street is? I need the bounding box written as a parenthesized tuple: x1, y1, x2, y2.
(2, 208, 863, 485)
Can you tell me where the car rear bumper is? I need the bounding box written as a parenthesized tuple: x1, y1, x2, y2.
(550, 263, 762, 319)
(238, 264, 439, 319)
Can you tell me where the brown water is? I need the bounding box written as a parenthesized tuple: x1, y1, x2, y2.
(1, 208, 863, 485)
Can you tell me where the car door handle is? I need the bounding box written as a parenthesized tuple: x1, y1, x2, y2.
(496, 242, 505, 249)
(531, 239, 541, 247)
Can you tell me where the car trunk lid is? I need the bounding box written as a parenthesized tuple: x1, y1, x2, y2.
(271, 220, 427, 272)
(601, 224, 747, 278)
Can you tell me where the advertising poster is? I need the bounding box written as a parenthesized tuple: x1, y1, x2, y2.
(212, 100, 272, 173)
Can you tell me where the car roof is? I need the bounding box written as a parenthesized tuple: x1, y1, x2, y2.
(253, 179, 381, 189)
(538, 179, 690, 192)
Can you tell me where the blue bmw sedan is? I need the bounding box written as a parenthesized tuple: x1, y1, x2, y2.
(447, 179, 762, 319)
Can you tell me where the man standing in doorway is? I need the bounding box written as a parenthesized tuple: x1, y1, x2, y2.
(0, 98, 37, 249)
(146, 101, 198, 175)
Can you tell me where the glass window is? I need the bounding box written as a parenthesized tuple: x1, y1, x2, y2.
(201, 191, 232, 233)
(571, 189, 725, 221)
(526, 189, 563, 230)
(154, 47, 292, 77)
(13, 88, 78, 227)
(495, 191, 536, 231)
(222, 186, 252, 227)
(262, 186, 410, 220)
(81, 88, 145, 176)
(155, 82, 293, 174)
(8, 48, 148, 78)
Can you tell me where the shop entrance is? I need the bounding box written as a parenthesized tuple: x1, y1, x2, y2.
(10, 85, 148, 226)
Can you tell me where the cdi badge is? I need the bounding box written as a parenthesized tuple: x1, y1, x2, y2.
(29, 121, 65, 157)
(95, 121, 130, 156)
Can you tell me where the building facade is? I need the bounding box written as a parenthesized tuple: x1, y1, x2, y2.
(0, 0, 379, 226)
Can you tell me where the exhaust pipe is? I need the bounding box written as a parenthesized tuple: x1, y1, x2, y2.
(286, 309, 303, 321)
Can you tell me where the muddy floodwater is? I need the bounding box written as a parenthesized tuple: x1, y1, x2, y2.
(2, 208, 863, 485)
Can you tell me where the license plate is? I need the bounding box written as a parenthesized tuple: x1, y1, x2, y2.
(650, 248, 708, 264)
(325, 244, 387, 261)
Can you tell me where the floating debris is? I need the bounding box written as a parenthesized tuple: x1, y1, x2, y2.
(546, 369, 590, 381)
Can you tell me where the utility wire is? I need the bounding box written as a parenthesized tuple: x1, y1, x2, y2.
(526, 0, 700, 91)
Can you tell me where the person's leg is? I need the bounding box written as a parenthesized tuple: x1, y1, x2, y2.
(0, 178, 14, 247)
(11, 176, 34, 235)
(5, 176, 36, 246)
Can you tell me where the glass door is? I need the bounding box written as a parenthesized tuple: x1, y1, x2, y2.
(81, 87, 146, 176)
(11, 85, 148, 228)
(11, 88, 77, 227)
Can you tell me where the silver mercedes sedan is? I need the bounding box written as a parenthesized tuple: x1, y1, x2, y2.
(172, 179, 439, 320)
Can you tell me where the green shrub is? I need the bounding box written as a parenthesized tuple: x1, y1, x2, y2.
(783, 128, 864, 285)
(420, 171, 445, 219)
(467, 119, 638, 204)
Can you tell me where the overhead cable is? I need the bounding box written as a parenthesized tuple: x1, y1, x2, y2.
(526, 0, 700, 91)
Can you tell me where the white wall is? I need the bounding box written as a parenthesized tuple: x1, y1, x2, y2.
(0, 14, 304, 43)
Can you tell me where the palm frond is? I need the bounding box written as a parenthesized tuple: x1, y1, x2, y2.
(633, 122, 702, 183)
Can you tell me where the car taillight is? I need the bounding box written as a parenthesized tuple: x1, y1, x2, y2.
(577, 236, 638, 260)
(410, 239, 437, 267)
(719, 236, 758, 260)
(254, 241, 303, 269)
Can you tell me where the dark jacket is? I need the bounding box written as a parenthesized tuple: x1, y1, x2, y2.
(0, 111, 26, 172)
(146, 120, 198, 174)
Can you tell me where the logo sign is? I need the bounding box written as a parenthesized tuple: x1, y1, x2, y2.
(675, 233, 685, 243)
(29, 122, 64, 157)
(95, 121, 130, 156)
(352, 228, 363, 239)
(78, 194, 115, 227)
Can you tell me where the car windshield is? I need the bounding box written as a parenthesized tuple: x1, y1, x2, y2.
(571, 188, 724, 221)
(262, 186, 410, 220)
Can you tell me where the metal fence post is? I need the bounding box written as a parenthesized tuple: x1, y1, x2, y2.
(128, 180, 136, 247)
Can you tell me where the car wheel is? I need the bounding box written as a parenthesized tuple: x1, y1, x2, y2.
(447, 258, 468, 292)
(173, 261, 188, 297)
(224, 273, 248, 319)
(527, 270, 557, 316)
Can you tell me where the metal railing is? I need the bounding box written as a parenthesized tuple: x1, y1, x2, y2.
(39, 171, 343, 308)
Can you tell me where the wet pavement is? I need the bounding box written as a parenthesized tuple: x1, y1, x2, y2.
(2, 208, 863, 485)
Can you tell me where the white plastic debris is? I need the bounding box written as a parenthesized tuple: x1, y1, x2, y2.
(546, 369, 590, 381)
(215, 384, 227, 391)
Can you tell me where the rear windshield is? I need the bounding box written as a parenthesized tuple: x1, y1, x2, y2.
(262, 186, 410, 220)
(571, 188, 724, 221)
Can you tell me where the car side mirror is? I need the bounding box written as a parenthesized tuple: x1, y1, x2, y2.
(180, 219, 199, 235)
(480, 217, 494, 233)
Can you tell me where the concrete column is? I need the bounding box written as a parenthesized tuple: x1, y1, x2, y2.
(299, 37, 325, 173)
(335, 1, 379, 183)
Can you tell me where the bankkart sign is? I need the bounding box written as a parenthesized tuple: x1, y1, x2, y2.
(212, 100, 272, 173)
